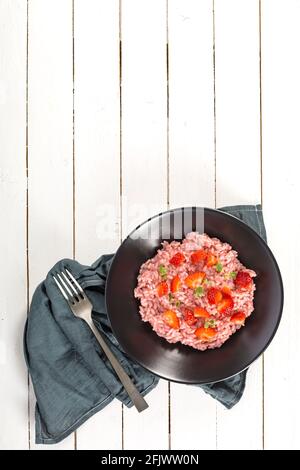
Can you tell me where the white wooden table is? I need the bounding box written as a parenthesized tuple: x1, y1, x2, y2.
(0, 0, 299, 450)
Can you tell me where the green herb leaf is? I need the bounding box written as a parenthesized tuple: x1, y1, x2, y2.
(229, 271, 237, 279)
(204, 319, 216, 329)
(168, 292, 180, 307)
(215, 262, 223, 273)
(194, 286, 204, 297)
(158, 264, 168, 279)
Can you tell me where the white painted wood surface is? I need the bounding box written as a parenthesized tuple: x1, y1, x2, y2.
(74, 0, 122, 450)
(27, 0, 74, 450)
(214, 0, 263, 450)
(121, 0, 169, 450)
(262, 0, 300, 451)
(168, 0, 217, 450)
(0, 0, 298, 450)
(0, 0, 28, 450)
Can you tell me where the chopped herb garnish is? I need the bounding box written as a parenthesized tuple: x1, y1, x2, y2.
(158, 264, 168, 279)
(229, 271, 237, 279)
(215, 262, 223, 273)
(204, 319, 216, 329)
(168, 292, 180, 307)
(194, 286, 204, 297)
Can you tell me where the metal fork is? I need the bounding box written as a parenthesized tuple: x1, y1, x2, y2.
(53, 268, 148, 413)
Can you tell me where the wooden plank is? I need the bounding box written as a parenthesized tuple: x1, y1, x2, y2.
(121, 0, 169, 450)
(215, 0, 261, 206)
(262, 0, 300, 450)
(74, 0, 122, 450)
(214, 0, 262, 450)
(0, 0, 28, 450)
(168, 0, 217, 450)
(28, 0, 74, 449)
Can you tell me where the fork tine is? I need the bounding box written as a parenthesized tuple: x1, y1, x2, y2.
(61, 271, 79, 296)
(53, 275, 69, 302)
(65, 268, 85, 296)
(57, 273, 74, 300)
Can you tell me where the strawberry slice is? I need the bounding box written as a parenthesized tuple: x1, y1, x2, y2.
(234, 271, 252, 289)
(157, 281, 168, 297)
(191, 249, 207, 264)
(193, 306, 210, 318)
(184, 271, 206, 288)
(182, 307, 197, 326)
(207, 287, 223, 305)
(206, 252, 218, 267)
(195, 327, 217, 341)
(169, 252, 185, 266)
(170, 275, 181, 293)
(222, 286, 232, 296)
(217, 293, 234, 315)
(230, 311, 246, 325)
(163, 310, 180, 329)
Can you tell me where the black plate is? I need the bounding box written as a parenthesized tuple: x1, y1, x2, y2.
(106, 207, 283, 384)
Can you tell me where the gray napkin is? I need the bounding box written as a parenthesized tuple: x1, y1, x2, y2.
(24, 204, 266, 444)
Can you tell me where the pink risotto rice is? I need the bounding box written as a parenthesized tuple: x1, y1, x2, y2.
(134, 232, 256, 350)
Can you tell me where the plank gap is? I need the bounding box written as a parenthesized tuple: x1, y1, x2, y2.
(119, 0, 124, 450)
(72, 0, 76, 264)
(72, 0, 76, 450)
(212, 0, 217, 210)
(119, 0, 123, 243)
(213, 0, 218, 449)
(166, 0, 170, 209)
(166, 0, 171, 450)
(258, 0, 265, 451)
(259, 0, 263, 207)
(26, 0, 31, 451)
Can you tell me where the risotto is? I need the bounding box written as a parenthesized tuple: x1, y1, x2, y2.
(134, 232, 256, 350)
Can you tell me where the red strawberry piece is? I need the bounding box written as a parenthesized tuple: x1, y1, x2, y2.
(157, 281, 168, 297)
(170, 275, 181, 293)
(234, 271, 252, 289)
(195, 327, 217, 341)
(230, 311, 246, 325)
(207, 287, 223, 305)
(193, 306, 210, 318)
(217, 293, 234, 315)
(206, 252, 218, 267)
(182, 308, 197, 326)
(222, 286, 232, 295)
(169, 252, 185, 266)
(163, 310, 180, 329)
(191, 249, 207, 264)
(184, 271, 206, 288)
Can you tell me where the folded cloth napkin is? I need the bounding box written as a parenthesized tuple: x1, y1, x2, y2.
(24, 204, 267, 444)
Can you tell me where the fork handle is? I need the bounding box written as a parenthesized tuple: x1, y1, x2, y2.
(86, 319, 149, 413)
